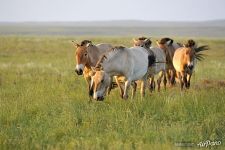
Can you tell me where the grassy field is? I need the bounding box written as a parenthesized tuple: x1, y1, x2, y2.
(0, 36, 225, 150)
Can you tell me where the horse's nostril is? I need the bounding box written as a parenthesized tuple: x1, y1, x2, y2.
(189, 65, 194, 70)
(75, 69, 83, 75)
(97, 96, 104, 101)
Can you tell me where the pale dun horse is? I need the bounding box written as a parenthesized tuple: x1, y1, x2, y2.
(156, 37, 182, 86)
(90, 46, 155, 100)
(72, 40, 113, 95)
(133, 37, 167, 92)
(173, 39, 209, 90)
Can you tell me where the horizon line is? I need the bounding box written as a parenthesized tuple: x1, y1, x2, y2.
(0, 19, 225, 23)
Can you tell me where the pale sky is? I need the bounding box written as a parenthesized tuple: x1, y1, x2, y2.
(0, 0, 225, 22)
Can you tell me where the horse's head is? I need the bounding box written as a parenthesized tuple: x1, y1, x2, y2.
(156, 37, 174, 63)
(90, 69, 111, 101)
(184, 40, 197, 71)
(72, 40, 92, 75)
(133, 37, 152, 49)
(156, 37, 174, 50)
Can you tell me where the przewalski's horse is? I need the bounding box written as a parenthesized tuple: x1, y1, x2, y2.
(173, 39, 208, 90)
(90, 46, 155, 100)
(156, 37, 182, 86)
(72, 40, 113, 94)
(133, 37, 167, 92)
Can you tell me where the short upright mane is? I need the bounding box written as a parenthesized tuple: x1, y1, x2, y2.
(80, 40, 92, 46)
(138, 37, 148, 40)
(95, 46, 125, 69)
(159, 37, 173, 45)
(184, 39, 196, 48)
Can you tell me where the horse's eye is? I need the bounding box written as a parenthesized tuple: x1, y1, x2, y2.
(84, 53, 87, 57)
(101, 79, 104, 83)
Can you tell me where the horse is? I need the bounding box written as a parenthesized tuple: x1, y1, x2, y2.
(90, 46, 155, 100)
(133, 37, 167, 92)
(72, 40, 113, 95)
(156, 37, 183, 86)
(173, 39, 208, 90)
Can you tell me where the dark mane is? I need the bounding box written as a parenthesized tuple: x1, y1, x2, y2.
(159, 37, 173, 45)
(107, 46, 126, 52)
(138, 37, 148, 40)
(136, 37, 152, 48)
(95, 46, 126, 69)
(95, 55, 107, 69)
(185, 39, 196, 48)
(80, 40, 92, 46)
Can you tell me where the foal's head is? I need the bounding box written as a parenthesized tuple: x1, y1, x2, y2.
(90, 70, 111, 101)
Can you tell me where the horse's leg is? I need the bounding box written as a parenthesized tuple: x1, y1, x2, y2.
(85, 75, 93, 100)
(107, 77, 113, 95)
(140, 79, 147, 98)
(167, 69, 171, 86)
(169, 69, 176, 86)
(180, 72, 187, 90)
(177, 72, 184, 90)
(157, 71, 163, 92)
(186, 73, 192, 89)
(123, 80, 131, 100)
(172, 69, 176, 85)
(83, 68, 93, 98)
(149, 76, 155, 92)
(163, 71, 167, 90)
(131, 81, 137, 99)
(115, 76, 124, 98)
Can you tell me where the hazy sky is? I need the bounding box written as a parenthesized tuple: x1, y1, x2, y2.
(1, 0, 225, 22)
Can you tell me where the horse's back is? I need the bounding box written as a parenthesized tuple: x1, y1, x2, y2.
(125, 47, 149, 79)
(96, 43, 113, 52)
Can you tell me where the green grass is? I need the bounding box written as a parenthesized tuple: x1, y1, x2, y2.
(0, 36, 225, 150)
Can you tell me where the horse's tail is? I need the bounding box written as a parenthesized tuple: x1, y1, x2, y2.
(195, 45, 209, 53)
(148, 54, 156, 67)
(195, 45, 209, 61)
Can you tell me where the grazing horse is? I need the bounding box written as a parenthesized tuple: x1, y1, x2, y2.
(173, 39, 208, 90)
(90, 46, 155, 100)
(72, 40, 113, 94)
(133, 37, 167, 92)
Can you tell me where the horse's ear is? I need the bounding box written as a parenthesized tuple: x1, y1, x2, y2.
(86, 43, 92, 47)
(72, 41, 80, 48)
(166, 39, 173, 46)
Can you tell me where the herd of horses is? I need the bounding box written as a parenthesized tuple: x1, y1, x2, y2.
(72, 37, 208, 101)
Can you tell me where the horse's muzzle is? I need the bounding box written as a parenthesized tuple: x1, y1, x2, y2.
(188, 65, 194, 71)
(75, 69, 83, 75)
(97, 96, 104, 101)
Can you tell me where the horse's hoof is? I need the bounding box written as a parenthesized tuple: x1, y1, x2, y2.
(123, 95, 128, 100)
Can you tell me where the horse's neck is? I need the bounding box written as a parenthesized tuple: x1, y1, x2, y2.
(102, 51, 125, 77)
(167, 43, 181, 60)
(88, 45, 102, 67)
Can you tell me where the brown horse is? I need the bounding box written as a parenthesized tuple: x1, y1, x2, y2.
(173, 39, 208, 90)
(156, 38, 183, 86)
(72, 40, 113, 95)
